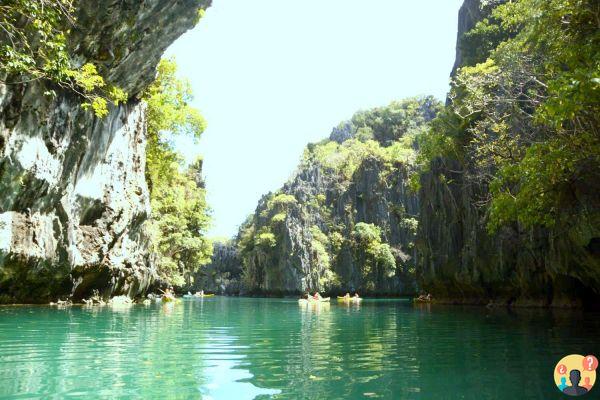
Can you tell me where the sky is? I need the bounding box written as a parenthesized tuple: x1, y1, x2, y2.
(166, 0, 464, 238)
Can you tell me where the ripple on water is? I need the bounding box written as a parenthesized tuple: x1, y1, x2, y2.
(0, 298, 599, 399)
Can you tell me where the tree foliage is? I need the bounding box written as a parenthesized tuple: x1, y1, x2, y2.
(0, 0, 127, 116)
(310, 225, 340, 289)
(303, 97, 442, 180)
(143, 58, 207, 192)
(147, 159, 212, 287)
(419, 0, 600, 232)
(349, 96, 441, 144)
(142, 58, 212, 287)
(352, 223, 397, 290)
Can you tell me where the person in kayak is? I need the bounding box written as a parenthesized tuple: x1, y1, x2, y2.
(313, 292, 322, 300)
(416, 293, 432, 301)
(162, 287, 176, 301)
(353, 293, 360, 299)
(344, 293, 351, 299)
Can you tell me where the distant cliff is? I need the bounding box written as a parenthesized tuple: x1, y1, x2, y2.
(206, 97, 440, 296)
(0, 0, 211, 303)
(189, 240, 242, 295)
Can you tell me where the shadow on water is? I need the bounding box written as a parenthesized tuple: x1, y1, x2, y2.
(0, 298, 598, 399)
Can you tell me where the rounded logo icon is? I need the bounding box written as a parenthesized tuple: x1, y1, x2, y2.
(554, 354, 597, 397)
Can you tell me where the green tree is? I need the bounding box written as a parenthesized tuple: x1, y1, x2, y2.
(143, 58, 207, 193)
(148, 158, 212, 287)
(0, 0, 126, 116)
(484, 0, 600, 230)
(352, 222, 396, 290)
(419, 0, 600, 232)
(142, 58, 212, 288)
(303, 97, 442, 180)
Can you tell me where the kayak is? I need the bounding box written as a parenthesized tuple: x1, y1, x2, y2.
(413, 297, 433, 304)
(298, 297, 330, 304)
(337, 296, 362, 302)
(195, 294, 215, 298)
(161, 295, 177, 303)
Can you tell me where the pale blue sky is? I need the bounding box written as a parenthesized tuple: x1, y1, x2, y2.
(166, 0, 464, 238)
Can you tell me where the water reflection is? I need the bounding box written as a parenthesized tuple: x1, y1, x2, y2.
(1, 299, 599, 399)
(0, 301, 281, 399)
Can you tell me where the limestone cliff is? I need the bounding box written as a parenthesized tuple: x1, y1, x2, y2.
(417, 0, 600, 308)
(216, 97, 440, 296)
(0, 0, 211, 303)
(189, 241, 242, 295)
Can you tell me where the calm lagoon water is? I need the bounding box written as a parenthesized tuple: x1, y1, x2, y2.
(0, 297, 598, 399)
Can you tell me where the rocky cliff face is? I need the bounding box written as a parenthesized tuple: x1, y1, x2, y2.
(189, 241, 242, 295)
(417, 0, 600, 308)
(419, 157, 600, 307)
(0, 0, 210, 303)
(220, 98, 440, 296)
(450, 0, 489, 75)
(236, 162, 420, 296)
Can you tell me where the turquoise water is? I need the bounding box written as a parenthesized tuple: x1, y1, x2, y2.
(0, 297, 598, 399)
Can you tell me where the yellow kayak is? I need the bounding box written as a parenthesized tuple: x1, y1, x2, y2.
(161, 295, 177, 303)
(337, 296, 362, 302)
(195, 294, 215, 298)
(298, 297, 330, 304)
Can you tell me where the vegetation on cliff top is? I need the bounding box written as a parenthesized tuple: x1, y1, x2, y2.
(418, 0, 600, 232)
(303, 97, 441, 183)
(0, 0, 126, 116)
